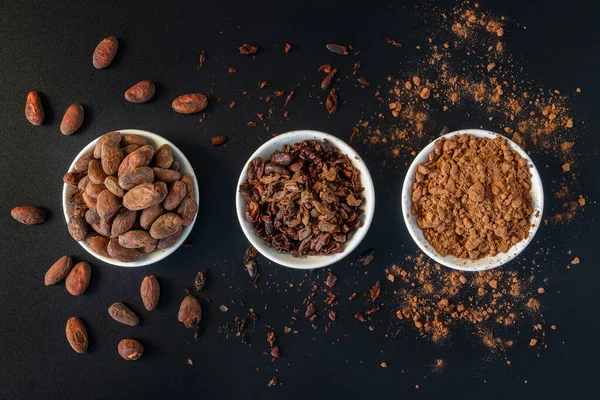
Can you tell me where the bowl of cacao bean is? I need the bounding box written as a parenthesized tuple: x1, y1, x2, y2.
(237, 130, 375, 269)
(62, 129, 199, 267)
(402, 129, 544, 271)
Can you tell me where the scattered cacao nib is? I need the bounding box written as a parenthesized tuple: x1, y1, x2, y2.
(245, 259, 257, 278)
(267, 332, 276, 346)
(369, 281, 381, 301)
(386, 38, 402, 47)
(349, 127, 360, 147)
(247, 121, 257, 127)
(325, 272, 337, 288)
(326, 44, 349, 55)
(257, 112, 264, 120)
(273, 90, 285, 97)
(198, 50, 206, 70)
(259, 81, 270, 88)
(440, 125, 450, 135)
(353, 61, 361, 75)
(239, 139, 364, 256)
(329, 310, 336, 321)
(211, 135, 227, 146)
(311, 323, 319, 329)
(354, 248, 375, 267)
(239, 44, 258, 55)
(321, 68, 338, 90)
(324, 291, 336, 305)
(357, 77, 370, 86)
(284, 91, 294, 107)
(285, 43, 292, 54)
(228, 67, 237, 73)
(267, 376, 278, 387)
(317, 64, 332, 73)
(326, 89, 338, 114)
(194, 269, 208, 291)
(229, 101, 236, 109)
(349, 292, 357, 301)
(244, 245, 258, 263)
(271, 346, 280, 359)
(249, 311, 258, 321)
(265, 96, 271, 103)
(305, 303, 316, 318)
(283, 111, 289, 117)
(354, 312, 366, 322)
(366, 306, 381, 315)
(194, 326, 202, 339)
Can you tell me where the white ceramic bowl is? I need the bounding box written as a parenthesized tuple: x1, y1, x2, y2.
(401, 129, 544, 271)
(62, 129, 199, 267)
(236, 130, 375, 269)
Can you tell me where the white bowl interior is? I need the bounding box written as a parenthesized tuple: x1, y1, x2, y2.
(401, 129, 544, 271)
(62, 129, 199, 267)
(236, 130, 375, 269)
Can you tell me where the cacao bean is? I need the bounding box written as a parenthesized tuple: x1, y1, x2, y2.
(25, 91, 44, 125)
(118, 145, 155, 177)
(118, 339, 143, 360)
(45, 255, 73, 285)
(107, 239, 140, 262)
(156, 225, 182, 249)
(153, 167, 181, 183)
(181, 175, 196, 200)
(121, 144, 140, 155)
(124, 80, 155, 103)
(85, 182, 105, 198)
(96, 190, 121, 221)
(66, 317, 88, 353)
(177, 197, 198, 226)
(153, 144, 173, 168)
(163, 181, 187, 210)
(63, 172, 86, 186)
(108, 302, 140, 326)
(68, 216, 89, 241)
(118, 167, 154, 190)
(88, 235, 110, 257)
(104, 176, 125, 197)
(93, 36, 118, 69)
(75, 151, 94, 172)
(85, 208, 101, 225)
(77, 175, 91, 191)
(110, 209, 137, 238)
(101, 140, 123, 176)
(88, 159, 108, 184)
(139, 203, 164, 230)
(178, 295, 202, 328)
(65, 262, 91, 295)
(118, 230, 157, 249)
(149, 213, 182, 239)
(140, 275, 160, 311)
(94, 131, 121, 159)
(11, 206, 46, 225)
(172, 93, 208, 114)
(121, 134, 149, 147)
(82, 190, 97, 209)
(60, 104, 84, 135)
(123, 183, 166, 211)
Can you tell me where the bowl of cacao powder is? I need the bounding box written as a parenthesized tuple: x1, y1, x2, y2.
(236, 130, 375, 269)
(62, 129, 199, 267)
(402, 129, 543, 271)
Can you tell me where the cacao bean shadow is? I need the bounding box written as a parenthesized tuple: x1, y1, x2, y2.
(109, 39, 127, 69)
(78, 104, 94, 134)
(150, 82, 164, 102)
(81, 316, 97, 353)
(138, 338, 158, 360)
(38, 92, 54, 124)
(83, 259, 102, 295)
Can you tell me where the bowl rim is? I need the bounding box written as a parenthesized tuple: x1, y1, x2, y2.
(62, 129, 199, 267)
(235, 129, 375, 269)
(401, 128, 544, 271)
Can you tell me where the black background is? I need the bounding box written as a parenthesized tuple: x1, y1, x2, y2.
(1, 0, 598, 399)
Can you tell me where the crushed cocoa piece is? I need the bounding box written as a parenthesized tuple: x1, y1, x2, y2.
(411, 135, 533, 260)
(571, 257, 580, 265)
(325, 272, 337, 288)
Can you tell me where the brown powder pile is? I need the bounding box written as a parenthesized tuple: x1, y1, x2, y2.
(386, 252, 546, 350)
(411, 135, 533, 259)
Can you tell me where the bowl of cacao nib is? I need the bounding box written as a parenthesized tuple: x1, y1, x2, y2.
(62, 129, 199, 267)
(236, 130, 375, 269)
(402, 129, 544, 271)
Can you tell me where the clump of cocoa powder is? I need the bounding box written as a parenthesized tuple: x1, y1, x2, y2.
(411, 134, 533, 260)
(386, 252, 546, 350)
